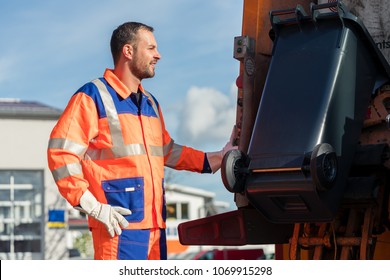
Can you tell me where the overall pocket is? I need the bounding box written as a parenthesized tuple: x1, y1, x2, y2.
(102, 177, 144, 223)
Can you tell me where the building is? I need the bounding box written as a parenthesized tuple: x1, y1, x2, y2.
(164, 183, 229, 255)
(0, 98, 66, 260)
(0, 98, 230, 259)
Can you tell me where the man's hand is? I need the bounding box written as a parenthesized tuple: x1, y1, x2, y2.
(206, 127, 238, 173)
(75, 190, 131, 238)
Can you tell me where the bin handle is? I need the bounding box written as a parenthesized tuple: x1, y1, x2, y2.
(310, 1, 349, 48)
(310, 0, 347, 23)
(270, 4, 308, 30)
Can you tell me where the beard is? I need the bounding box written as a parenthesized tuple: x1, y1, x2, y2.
(130, 61, 156, 80)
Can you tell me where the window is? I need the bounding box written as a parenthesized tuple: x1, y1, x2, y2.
(181, 203, 189, 219)
(166, 203, 177, 220)
(0, 170, 44, 258)
(166, 202, 189, 220)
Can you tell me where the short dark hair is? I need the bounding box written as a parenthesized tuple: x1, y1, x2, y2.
(110, 22, 154, 65)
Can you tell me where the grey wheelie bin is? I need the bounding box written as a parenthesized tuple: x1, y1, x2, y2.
(222, 2, 390, 223)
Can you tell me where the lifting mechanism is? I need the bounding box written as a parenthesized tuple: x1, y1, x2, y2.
(289, 84, 390, 260)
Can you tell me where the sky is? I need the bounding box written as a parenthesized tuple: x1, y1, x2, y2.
(0, 0, 244, 209)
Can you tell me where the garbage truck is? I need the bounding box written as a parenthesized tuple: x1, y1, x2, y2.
(178, 0, 390, 260)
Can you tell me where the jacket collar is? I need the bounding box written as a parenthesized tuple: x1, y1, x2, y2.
(103, 68, 145, 99)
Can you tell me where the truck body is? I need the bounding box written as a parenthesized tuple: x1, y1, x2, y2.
(194, 248, 265, 260)
(178, 0, 390, 260)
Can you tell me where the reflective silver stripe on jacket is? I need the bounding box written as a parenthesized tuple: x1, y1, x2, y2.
(51, 162, 83, 182)
(93, 79, 128, 157)
(48, 138, 88, 157)
(163, 140, 174, 157)
(85, 144, 146, 160)
(143, 90, 160, 120)
(48, 138, 87, 182)
(165, 143, 184, 168)
(149, 145, 164, 157)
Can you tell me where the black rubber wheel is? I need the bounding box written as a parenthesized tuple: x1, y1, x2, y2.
(310, 143, 338, 191)
(221, 149, 248, 193)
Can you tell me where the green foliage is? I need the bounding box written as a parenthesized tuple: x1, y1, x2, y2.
(73, 232, 93, 258)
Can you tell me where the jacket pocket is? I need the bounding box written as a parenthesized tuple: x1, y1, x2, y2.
(102, 177, 144, 223)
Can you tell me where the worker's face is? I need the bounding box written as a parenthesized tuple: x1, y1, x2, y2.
(130, 29, 161, 80)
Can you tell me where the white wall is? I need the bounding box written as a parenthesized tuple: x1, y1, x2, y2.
(0, 118, 68, 259)
(165, 189, 207, 220)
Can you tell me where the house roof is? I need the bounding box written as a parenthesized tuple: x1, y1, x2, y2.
(165, 183, 216, 198)
(0, 98, 62, 120)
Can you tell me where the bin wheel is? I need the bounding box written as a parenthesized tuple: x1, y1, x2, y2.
(310, 143, 338, 191)
(221, 149, 248, 193)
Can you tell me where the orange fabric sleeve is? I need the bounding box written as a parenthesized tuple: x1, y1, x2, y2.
(47, 92, 99, 206)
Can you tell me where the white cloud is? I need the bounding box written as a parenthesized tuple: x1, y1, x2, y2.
(177, 84, 237, 149)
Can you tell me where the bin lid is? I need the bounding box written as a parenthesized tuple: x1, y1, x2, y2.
(270, 1, 390, 88)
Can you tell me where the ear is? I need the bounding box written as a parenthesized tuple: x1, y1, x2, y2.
(123, 44, 133, 60)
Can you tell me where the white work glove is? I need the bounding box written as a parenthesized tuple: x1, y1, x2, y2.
(206, 128, 238, 173)
(75, 190, 131, 238)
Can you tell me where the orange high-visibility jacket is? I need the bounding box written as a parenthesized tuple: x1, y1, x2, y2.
(47, 69, 207, 230)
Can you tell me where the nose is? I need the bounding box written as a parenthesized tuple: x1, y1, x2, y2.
(155, 49, 161, 60)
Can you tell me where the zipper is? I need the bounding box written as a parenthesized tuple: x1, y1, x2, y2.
(137, 95, 159, 228)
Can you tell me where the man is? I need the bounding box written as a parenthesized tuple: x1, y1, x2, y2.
(47, 22, 234, 260)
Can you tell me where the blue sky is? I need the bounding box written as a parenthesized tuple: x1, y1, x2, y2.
(0, 0, 244, 208)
